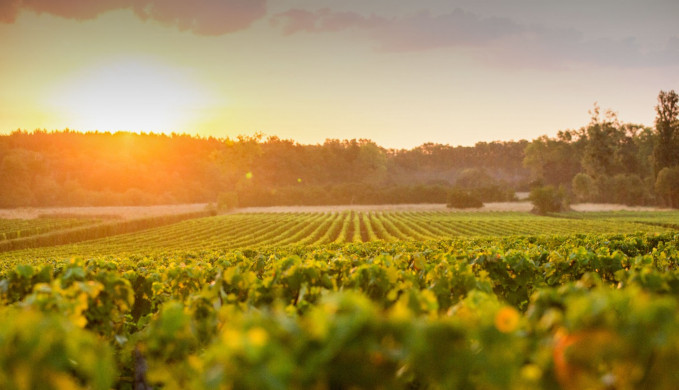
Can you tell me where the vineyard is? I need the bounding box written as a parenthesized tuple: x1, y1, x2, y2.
(1, 210, 679, 389)
(0, 217, 101, 241)
(560, 210, 679, 228)
(0, 211, 672, 262)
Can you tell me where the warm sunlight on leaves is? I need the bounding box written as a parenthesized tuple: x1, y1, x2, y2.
(494, 306, 520, 333)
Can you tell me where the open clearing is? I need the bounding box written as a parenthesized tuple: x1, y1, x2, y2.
(238, 202, 668, 213)
(0, 202, 668, 220)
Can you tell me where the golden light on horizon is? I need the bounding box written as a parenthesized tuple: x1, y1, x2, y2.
(46, 58, 215, 133)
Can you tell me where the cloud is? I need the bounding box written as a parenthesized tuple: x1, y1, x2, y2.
(0, 0, 22, 23)
(271, 7, 679, 68)
(134, 0, 267, 36)
(20, 0, 134, 20)
(271, 8, 523, 51)
(371, 9, 525, 52)
(271, 8, 385, 35)
(510, 27, 679, 68)
(0, 0, 267, 35)
(651, 36, 679, 66)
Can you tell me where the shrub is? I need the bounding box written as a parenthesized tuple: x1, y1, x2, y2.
(529, 185, 568, 215)
(447, 189, 483, 209)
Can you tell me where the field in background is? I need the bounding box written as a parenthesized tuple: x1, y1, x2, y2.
(0, 203, 208, 220)
(0, 207, 211, 253)
(0, 217, 101, 240)
(0, 210, 675, 263)
(0, 203, 669, 256)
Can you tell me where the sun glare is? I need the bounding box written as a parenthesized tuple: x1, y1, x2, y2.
(48, 59, 213, 133)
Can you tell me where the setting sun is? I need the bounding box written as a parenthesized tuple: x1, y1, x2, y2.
(46, 58, 213, 133)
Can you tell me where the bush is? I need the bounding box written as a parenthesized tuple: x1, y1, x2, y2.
(446, 189, 483, 209)
(529, 185, 568, 215)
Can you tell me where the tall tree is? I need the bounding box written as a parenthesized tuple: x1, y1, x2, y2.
(653, 90, 679, 176)
(523, 133, 582, 186)
(581, 104, 624, 178)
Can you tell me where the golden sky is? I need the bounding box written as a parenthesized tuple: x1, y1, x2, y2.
(1, 0, 678, 148)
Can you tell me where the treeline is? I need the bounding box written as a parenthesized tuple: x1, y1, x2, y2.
(524, 90, 679, 207)
(0, 89, 677, 208)
(0, 130, 523, 208)
(234, 183, 514, 208)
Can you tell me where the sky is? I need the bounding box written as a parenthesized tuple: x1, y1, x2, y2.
(1, 0, 678, 149)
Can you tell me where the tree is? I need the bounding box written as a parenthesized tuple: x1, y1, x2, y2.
(577, 104, 652, 183)
(572, 173, 598, 202)
(653, 90, 679, 177)
(0, 148, 46, 207)
(356, 141, 387, 184)
(610, 174, 649, 206)
(529, 185, 568, 215)
(655, 167, 679, 208)
(523, 134, 582, 186)
(455, 168, 495, 189)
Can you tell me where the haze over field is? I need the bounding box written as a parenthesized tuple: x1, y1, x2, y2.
(1, 0, 678, 148)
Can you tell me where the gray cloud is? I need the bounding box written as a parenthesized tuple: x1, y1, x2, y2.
(271, 8, 524, 51)
(134, 0, 267, 36)
(372, 9, 525, 52)
(271, 7, 679, 68)
(0, 0, 267, 35)
(514, 26, 679, 68)
(271, 8, 384, 35)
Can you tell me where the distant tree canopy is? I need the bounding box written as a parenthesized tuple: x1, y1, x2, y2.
(0, 130, 527, 208)
(0, 89, 677, 208)
(655, 167, 679, 208)
(446, 188, 483, 209)
(523, 91, 678, 207)
(653, 90, 679, 176)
